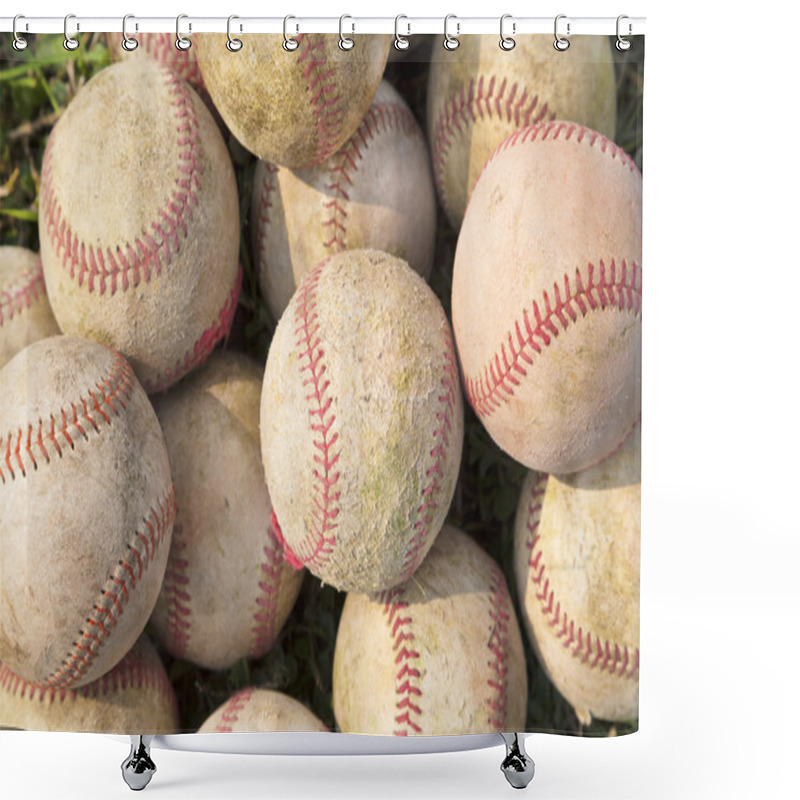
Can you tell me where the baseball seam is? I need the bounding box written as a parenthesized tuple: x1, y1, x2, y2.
(290, 258, 341, 571)
(251, 529, 285, 658)
(256, 163, 280, 262)
(214, 687, 253, 732)
(322, 99, 420, 251)
(0, 262, 47, 326)
(431, 75, 552, 220)
(143, 33, 203, 88)
(296, 35, 344, 166)
(45, 485, 177, 689)
(464, 258, 641, 419)
(486, 564, 511, 730)
(380, 586, 423, 735)
(399, 326, 459, 581)
(0, 651, 174, 705)
(160, 523, 191, 658)
(524, 475, 639, 680)
(0, 351, 136, 485)
(41, 66, 201, 297)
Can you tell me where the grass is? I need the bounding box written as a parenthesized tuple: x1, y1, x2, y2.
(1, 34, 644, 737)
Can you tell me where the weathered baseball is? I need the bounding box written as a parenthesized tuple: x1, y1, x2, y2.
(198, 688, 327, 733)
(261, 249, 464, 593)
(0, 335, 175, 689)
(333, 524, 527, 735)
(38, 60, 241, 394)
(452, 122, 642, 474)
(428, 34, 617, 229)
(150, 351, 304, 670)
(253, 80, 436, 321)
(0, 636, 179, 733)
(513, 426, 640, 725)
(196, 34, 390, 168)
(107, 32, 206, 91)
(0, 246, 59, 368)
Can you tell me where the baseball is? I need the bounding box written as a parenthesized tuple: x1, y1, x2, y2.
(0, 335, 175, 689)
(0, 246, 60, 368)
(428, 34, 617, 229)
(0, 636, 179, 733)
(253, 80, 436, 321)
(513, 426, 640, 725)
(198, 688, 327, 733)
(261, 250, 463, 593)
(38, 60, 241, 394)
(333, 524, 527, 735)
(149, 351, 304, 670)
(108, 32, 206, 91)
(452, 122, 642, 474)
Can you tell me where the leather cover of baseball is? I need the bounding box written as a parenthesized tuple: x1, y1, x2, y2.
(198, 688, 327, 733)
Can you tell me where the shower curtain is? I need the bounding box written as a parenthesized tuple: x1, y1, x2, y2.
(0, 28, 644, 740)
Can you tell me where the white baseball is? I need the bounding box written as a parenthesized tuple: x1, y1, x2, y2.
(198, 688, 327, 733)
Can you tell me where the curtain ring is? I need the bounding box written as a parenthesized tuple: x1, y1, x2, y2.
(394, 15, 410, 51)
(553, 14, 570, 51)
(616, 15, 632, 51)
(339, 14, 354, 51)
(283, 15, 299, 51)
(443, 14, 460, 51)
(63, 13, 79, 51)
(122, 14, 138, 52)
(227, 15, 243, 51)
(176, 14, 192, 51)
(12, 15, 28, 51)
(499, 14, 515, 51)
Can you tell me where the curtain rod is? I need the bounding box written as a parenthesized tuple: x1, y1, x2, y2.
(0, 16, 646, 37)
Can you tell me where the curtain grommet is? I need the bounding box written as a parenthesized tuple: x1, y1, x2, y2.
(175, 13, 192, 51)
(227, 15, 243, 51)
(121, 14, 138, 51)
(12, 14, 28, 51)
(554, 14, 570, 51)
(63, 13, 79, 51)
(394, 14, 410, 51)
(443, 14, 460, 51)
(283, 15, 299, 52)
(616, 15, 632, 51)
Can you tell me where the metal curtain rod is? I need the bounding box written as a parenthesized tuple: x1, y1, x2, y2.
(0, 15, 646, 36)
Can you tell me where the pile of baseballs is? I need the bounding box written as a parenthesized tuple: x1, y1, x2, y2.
(1, 32, 641, 734)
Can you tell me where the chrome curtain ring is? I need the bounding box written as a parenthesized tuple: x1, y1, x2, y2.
(499, 14, 516, 51)
(553, 14, 570, 51)
(176, 14, 192, 51)
(63, 13, 79, 51)
(12, 14, 28, 51)
(227, 15, 243, 51)
(394, 14, 410, 51)
(122, 14, 138, 51)
(283, 15, 299, 51)
(339, 14, 354, 51)
(443, 14, 460, 51)
(616, 15, 632, 51)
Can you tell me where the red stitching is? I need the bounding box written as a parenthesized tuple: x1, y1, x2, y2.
(486, 564, 511, 729)
(0, 260, 48, 326)
(380, 587, 422, 735)
(289, 259, 340, 571)
(0, 352, 136, 485)
(40, 66, 201, 297)
(431, 76, 552, 220)
(464, 259, 641, 420)
(295, 34, 344, 166)
(0, 642, 175, 706)
(142, 264, 242, 393)
(214, 687, 253, 732)
(251, 518, 286, 657)
(160, 523, 190, 658)
(398, 326, 460, 581)
(256, 163, 280, 261)
(36, 487, 177, 690)
(524, 475, 639, 680)
(138, 33, 204, 88)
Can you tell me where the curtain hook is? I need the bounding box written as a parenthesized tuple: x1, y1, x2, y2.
(394, 15, 410, 51)
(443, 14, 460, 51)
(283, 15, 299, 51)
(616, 15, 632, 51)
(227, 15, 243, 51)
(176, 14, 192, 51)
(499, 14, 516, 51)
(553, 14, 570, 51)
(63, 13, 79, 51)
(122, 14, 138, 52)
(12, 14, 28, 51)
(339, 14, 355, 51)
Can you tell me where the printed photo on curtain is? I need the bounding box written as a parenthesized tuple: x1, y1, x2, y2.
(0, 27, 643, 744)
